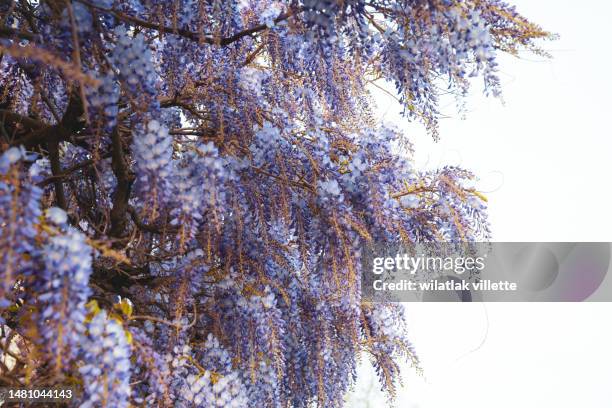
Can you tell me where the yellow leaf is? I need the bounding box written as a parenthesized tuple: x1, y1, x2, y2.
(86, 299, 101, 314)
(471, 190, 489, 202)
(114, 298, 133, 318)
(124, 329, 133, 345)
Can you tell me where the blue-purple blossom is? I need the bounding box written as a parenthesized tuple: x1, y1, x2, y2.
(112, 26, 158, 98)
(38, 228, 92, 370)
(88, 74, 120, 129)
(0, 147, 42, 310)
(79, 310, 132, 408)
(132, 119, 174, 211)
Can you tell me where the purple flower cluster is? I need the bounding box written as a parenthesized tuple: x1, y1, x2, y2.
(111, 26, 158, 98)
(37, 226, 92, 367)
(184, 370, 248, 407)
(0, 147, 42, 311)
(88, 74, 121, 129)
(79, 310, 132, 408)
(132, 119, 174, 211)
(170, 142, 228, 244)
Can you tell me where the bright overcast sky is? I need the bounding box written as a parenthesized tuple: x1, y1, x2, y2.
(351, 1, 612, 407)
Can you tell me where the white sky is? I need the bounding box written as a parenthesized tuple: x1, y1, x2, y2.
(350, 1, 612, 407)
(397, 303, 612, 408)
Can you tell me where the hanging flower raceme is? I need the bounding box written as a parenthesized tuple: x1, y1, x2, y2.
(111, 26, 158, 100)
(132, 119, 174, 215)
(87, 74, 121, 130)
(79, 310, 132, 408)
(0, 147, 43, 313)
(37, 222, 93, 373)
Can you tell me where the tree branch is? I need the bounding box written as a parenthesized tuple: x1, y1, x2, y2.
(38, 151, 112, 187)
(76, 0, 302, 46)
(10, 89, 87, 149)
(219, 8, 303, 46)
(109, 128, 133, 238)
(0, 25, 36, 41)
(47, 135, 67, 210)
(128, 206, 178, 234)
(0, 109, 45, 134)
